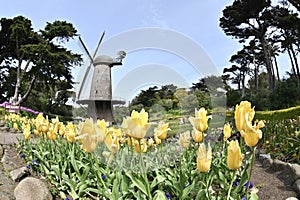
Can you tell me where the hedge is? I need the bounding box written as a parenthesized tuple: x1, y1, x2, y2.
(255, 105, 300, 121)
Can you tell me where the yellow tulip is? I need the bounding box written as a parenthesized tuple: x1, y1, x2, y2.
(234, 101, 255, 132)
(189, 108, 209, 132)
(47, 129, 57, 141)
(65, 122, 77, 143)
(192, 128, 203, 143)
(223, 123, 232, 142)
(66, 129, 76, 143)
(122, 109, 151, 140)
(148, 138, 154, 147)
(108, 127, 122, 138)
(23, 124, 31, 140)
(13, 123, 19, 131)
(154, 121, 170, 140)
(154, 134, 161, 145)
(179, 131, 191, 149)
(97, 119, 107, 143)
(227, 140, 244, 170)
(197, 143, 212, 173)
(241, 118, 264, 147)
(126, 136, 134, 146)
(75, 118, 99, 153)
(134, 138, 147, 153)
(105, 133, 119, 155)
(59, 126, 65, 136)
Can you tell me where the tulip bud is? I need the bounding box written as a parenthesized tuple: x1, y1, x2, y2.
(179, 131, 191, 149)
(189, 108, 209, 132)
(227, 140, 244, 170)
(192, 128, 203, 143)
(197, 143, 212, 173)
(223, 123, 232, 142)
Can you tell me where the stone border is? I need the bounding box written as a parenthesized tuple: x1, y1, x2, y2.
(257, 152, 300, 196)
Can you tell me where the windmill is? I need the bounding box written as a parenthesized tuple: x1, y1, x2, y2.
(76, 31, 126, 122)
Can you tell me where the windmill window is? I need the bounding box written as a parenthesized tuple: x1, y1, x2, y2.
(96, 90, 98, 94)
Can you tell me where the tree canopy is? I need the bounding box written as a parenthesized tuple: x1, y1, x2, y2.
(220, 0, 300, 110)
(0, 16, 82, 115)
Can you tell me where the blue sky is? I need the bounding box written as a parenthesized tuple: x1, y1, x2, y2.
(0, 0, 291, 101)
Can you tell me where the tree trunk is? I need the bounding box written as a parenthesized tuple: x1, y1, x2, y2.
(12, 59, 22, 105)
(273, 56, 280, 81)
(16, 75, 36, 105)
(241, 71, 246, 98)
(260, 37, 274, 90)
(291, 45, 300, 99)
(253, 54, 259, 91)
(287, 48, 296, 76)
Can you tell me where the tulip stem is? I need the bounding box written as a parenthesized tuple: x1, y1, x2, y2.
(138, 140, 152, 199)
(227, 170, 236, 200)
(247, 146, 256, 190)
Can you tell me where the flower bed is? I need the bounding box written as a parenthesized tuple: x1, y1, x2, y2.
(4, 101, 267, 199)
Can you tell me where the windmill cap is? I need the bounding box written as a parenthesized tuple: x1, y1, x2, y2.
(94, 55, 113, 65)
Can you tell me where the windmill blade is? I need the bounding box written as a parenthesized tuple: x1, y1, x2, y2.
(92, 31, 105, 59)
(78, 36, 94, 64)
(77, 63, 92, 100)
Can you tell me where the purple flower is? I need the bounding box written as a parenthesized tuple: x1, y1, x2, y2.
(65, 198, 70, 200)
(232, 180, 239, 187)
(245, 181, 254, 189)
(101, 175, 106, 179)
(32, 160, 39, 166)
(27, 164, 31, 170)
(165, 192, 171, 199)
(241, 196, 247, 200)
(20, 153, 25, 158)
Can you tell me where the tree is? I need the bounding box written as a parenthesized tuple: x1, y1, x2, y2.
(264, 5, 300, 97)
(220, 0, 277, 90)
(269, 75, 298, 109)
(0, 16, 82, 107)
(286, 0, 300, 11)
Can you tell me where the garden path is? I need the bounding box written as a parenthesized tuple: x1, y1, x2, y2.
(0, 129, 298, 199)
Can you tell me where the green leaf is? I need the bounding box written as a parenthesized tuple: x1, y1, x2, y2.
(51, 165, 61, 179)
(125, 172, 148, 196)
(195, 189, 206, 200)
(120, 173, 129, 192)
(59, 191, 67, 199)
(249, 193, 259, 200)
(79, 165, 90, 182)
(112, 176, 120, 199)
(69, 188, 80, 200)
(153, 190, 168, 200)
(150, 174, 166, 189)
(62, 173, 77, 190)
(78, 182, 88, 196)
(181, 181, 195, 199)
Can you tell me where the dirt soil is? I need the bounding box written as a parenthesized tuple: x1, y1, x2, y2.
(252, 158, 299, 200)
(0, 144, 299, 200)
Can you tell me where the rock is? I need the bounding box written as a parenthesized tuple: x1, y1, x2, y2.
(259, 153, 271, 160)
(14, 177, 52, 200)
(292, 179, 300, 196)
(1, 150, 8, 163)
(285, 197, 299, 200)
(0, 145, 3, 157)
(270, 159, 288, 172)
(10, 167, 29, 182)
(291, 164, 300, 181)
(262, 158, 273, 169)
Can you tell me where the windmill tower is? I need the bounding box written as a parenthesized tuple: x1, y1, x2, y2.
(76, 32, 126, 122)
